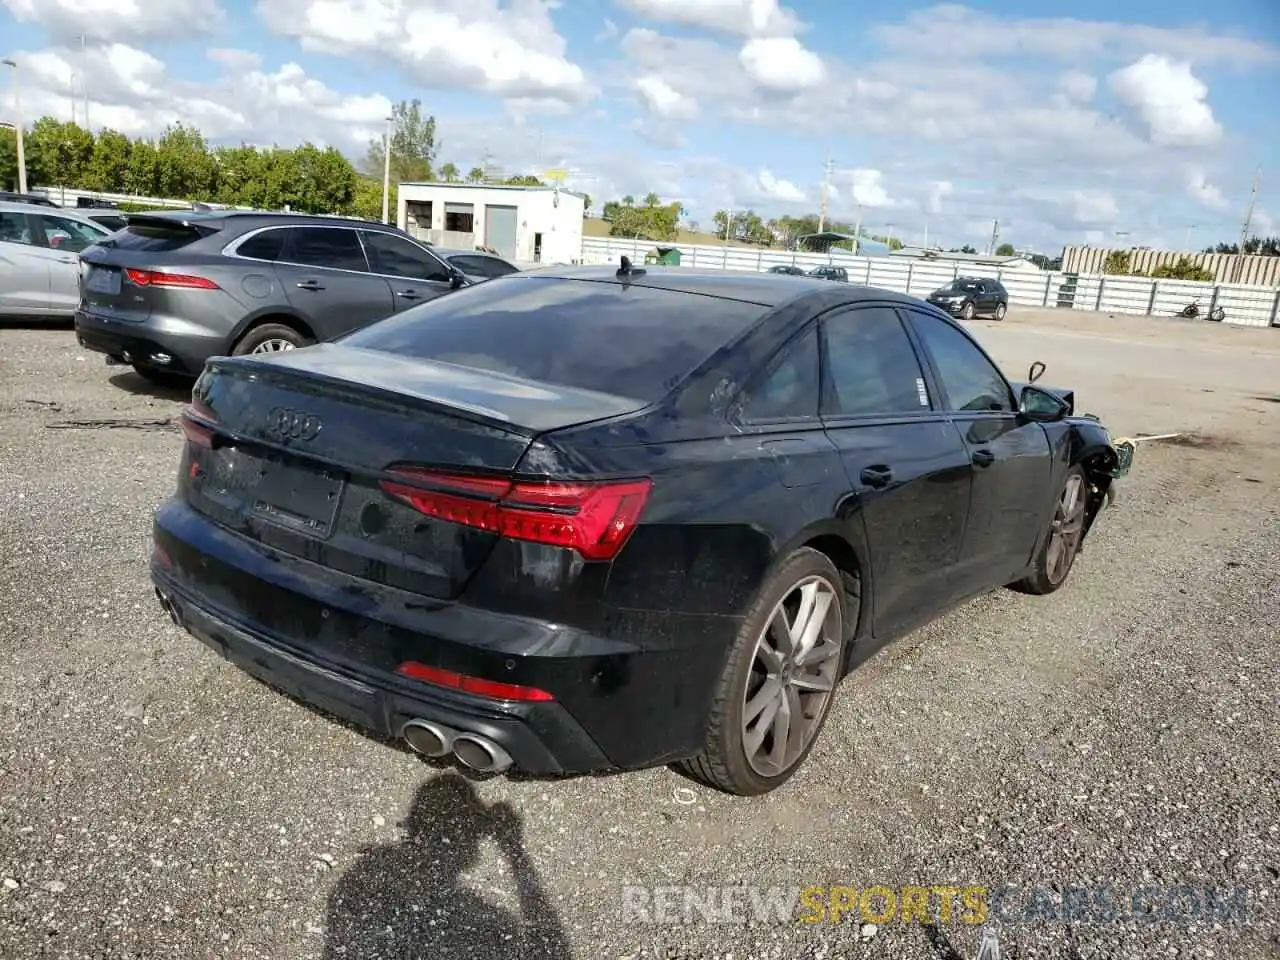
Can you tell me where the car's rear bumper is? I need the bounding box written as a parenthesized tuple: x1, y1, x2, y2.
(150, 499, 737, 776)
(75, 309, 222, 376)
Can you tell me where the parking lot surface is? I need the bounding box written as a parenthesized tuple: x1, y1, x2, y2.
(2, 307, 1278, 959)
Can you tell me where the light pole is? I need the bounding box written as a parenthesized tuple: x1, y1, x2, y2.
(380, 115, 393, 224)
(2, 58, 26, 194)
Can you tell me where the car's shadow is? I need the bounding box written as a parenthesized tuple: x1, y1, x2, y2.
(322, 773, 573, 960)
(108, 371, 193, 402)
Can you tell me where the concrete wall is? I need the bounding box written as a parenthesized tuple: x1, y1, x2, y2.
(1062, 246, 1280, 287)
(396, 183, 584, 264)
(582, 236, 1280, 328)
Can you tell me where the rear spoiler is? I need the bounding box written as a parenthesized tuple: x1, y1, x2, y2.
(121, 213, 224, 237)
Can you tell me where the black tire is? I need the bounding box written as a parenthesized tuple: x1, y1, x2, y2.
(131, 364, 191, 388)
(1012, 465, 1089, 595)
(675, 547, 846, 796)
(1210, 307, 1225, 322)
(994, 302, 1007, 321)
(960, 301, 976, 321)
(232, 322, 313, 356)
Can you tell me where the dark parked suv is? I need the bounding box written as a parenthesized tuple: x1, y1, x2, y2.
(75, 212, 468, 384)
(926, 276, 1009, 321)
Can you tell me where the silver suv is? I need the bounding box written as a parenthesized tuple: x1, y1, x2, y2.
(74, 211, 470, 384)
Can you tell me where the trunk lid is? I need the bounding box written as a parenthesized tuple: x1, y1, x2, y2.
(182, 344, 645, 600)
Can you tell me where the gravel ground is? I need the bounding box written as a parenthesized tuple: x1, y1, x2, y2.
(1, 307, 1278, 960)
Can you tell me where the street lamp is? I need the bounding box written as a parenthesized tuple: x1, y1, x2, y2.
(380, 115, 393, 225)
(2, 58, 26, 194)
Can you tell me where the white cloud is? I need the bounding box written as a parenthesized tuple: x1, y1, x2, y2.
(927, 181, 953, 214)
(633, 75, 698, 120)
(843, 169, 896, 208)
(2, 0, 224, 40)
(739, 37, 825, 92)
(1070, 189, 1119, 224)
(1058, 71, 1097, 103)
(614, 0, 802, 38)
(1110, 54, 1222, 147)
(755, 169, 805, 203)
(1186, 169, 1229, 210)
(207, 48, 263, 72)
(255, 0, 592, 106)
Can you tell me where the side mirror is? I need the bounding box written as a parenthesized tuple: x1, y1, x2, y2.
(1019, 384, 1069, 422)
(449, 268, 467, 289)
(1028, 361, 1046, 383)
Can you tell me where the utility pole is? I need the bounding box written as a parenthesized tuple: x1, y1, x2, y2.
(77, 33, 89, 131)
(818, 152, 833, 233)
(1233, 166, 1261, 283)
(987, 218, 1000, 256)
(852, 203, 863, 253)
(1183, 224, 1196, 251)
(69, 72, 76, 125)
(2, 58, 25, 193)
(380, 114, 393, 224)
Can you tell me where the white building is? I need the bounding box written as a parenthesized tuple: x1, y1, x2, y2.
(396, 182, 585, 266)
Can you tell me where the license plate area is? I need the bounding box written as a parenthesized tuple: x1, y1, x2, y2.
(204, 449, 344, 537)
(84, 265, 121, 296)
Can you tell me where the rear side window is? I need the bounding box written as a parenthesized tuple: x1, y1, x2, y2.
(342, 277, 769, 402)
(744, 325, 819, 420)
(236, 229, 285, 261)
(285, 227, 368, 272)
(110, 223, 206, 252)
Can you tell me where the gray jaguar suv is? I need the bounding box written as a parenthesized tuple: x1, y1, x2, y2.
(75, 211, 471, 384)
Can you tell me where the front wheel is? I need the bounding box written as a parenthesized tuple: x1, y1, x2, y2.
(993, 302, 1007, 321)
(961, 301, 976, 321)
(1012, 465, 1089, 595)
(676, 548, 847, 796)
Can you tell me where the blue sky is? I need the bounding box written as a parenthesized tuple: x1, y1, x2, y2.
(3, 0, 1278, 252)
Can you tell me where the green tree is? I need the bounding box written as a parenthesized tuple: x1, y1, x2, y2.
(155, 123, 215, 199)
(123, 138, 160, 196)
(291, 143, 357, 212)
(439, 162, 459, 182)
(643, 192, 660, 208)
(505, 174, 543, 186)
(582, 193, 592, 217)
(887, 237, 904, 251)
(622, 194, 634, 207)
(349, 175, 391, 221)
(84, 128, 132, 192)
(24, 118, 94, 188)
(609, 199, 681, 241)
(1103, 250, 1132, 275)
(466, 166, 485, 183)
(995, 242, 1016, 256)
(0, 126, 18, 191)
(1151, 257, 1213, 282)
(364, 98, 437, 185)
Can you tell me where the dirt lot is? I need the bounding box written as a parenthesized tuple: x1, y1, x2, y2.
(1, 307, 1278, 960)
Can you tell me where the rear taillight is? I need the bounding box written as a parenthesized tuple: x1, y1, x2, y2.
(380, 469, 652, 561)
(395, 661, 554, 702)
(180, 400, 219, 449)
(125, 268, 219, 290)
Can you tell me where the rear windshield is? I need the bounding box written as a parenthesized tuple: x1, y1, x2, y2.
(109, 222, 208, 252)
(341, 276, 769, 401)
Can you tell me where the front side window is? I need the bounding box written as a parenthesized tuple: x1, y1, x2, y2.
(823, 306, 930, 416)
(451, 255, 517, 279)
(284, 227, 369, 272)
(39, 216, 105, 253)
(362, 231, 451, 283)
(908, 311, 1013, 413)
(743, 325, 819, 420)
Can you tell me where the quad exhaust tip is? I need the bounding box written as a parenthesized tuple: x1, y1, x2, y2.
(401, 720, 513, 774)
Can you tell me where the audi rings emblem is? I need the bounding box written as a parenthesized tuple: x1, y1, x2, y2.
(265, 407, 322, 441)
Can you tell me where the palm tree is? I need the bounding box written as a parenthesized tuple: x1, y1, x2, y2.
(644, 192, 660, 208)
(622, 194, 634, 207)
(466, 166, 485, 183)
(440, 162, 459, 182)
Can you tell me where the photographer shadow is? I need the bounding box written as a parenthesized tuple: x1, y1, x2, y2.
(323, 773, 572, 960)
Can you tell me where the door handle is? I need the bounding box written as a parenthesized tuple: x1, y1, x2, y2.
(859, 465, 893, 488)
(396, 288, 424, 300)
(295, 280, 325, 291)
(59, 256, 78, 264)
(972, 449, 995, 467)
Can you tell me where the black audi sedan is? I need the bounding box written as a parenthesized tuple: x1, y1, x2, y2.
(151, 262, 1118, 796)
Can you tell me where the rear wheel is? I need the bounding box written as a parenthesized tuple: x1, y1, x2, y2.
(1012, 465, 1088, 595)
(232, 322, 313, 356)
(961, 301, 976, 321)
(994, 302, 1007, 321)
(676, 548, 846, 796)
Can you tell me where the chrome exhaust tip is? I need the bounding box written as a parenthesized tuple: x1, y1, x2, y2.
(452, 733, 513, 774)
(154, 588, 180, 626)
(401, 719, 456, 758)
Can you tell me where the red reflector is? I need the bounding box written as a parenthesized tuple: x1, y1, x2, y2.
(126, 268, 219, 290)
(396, 661, 554, 702)
(380, 469, 652, 560)
(152, 542, 172, 569)
(180, 400, 218, 449)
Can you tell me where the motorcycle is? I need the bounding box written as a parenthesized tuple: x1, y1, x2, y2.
(1177, 299, 1225, 322)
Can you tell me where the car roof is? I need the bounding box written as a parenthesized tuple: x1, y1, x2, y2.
(127, 210, 406, 230)
(512, 264, 922, 308)
(0, 200, 109, 224)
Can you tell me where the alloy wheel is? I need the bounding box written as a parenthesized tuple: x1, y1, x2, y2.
(741, 575, 842, 778)
(1045, 473, 1086, 584)
(250, 338, 297, 354)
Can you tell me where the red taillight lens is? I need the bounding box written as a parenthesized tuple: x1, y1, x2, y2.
(126, 268, 219, 290)
(396, 661, 554, 702)
(180, 400, 218, 449)
(380, 469, 652, 560)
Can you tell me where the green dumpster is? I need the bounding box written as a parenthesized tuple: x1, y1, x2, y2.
(651, 246, 682, 265)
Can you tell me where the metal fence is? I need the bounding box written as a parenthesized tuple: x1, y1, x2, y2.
(582, 237, 1280, 328)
